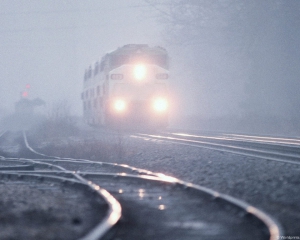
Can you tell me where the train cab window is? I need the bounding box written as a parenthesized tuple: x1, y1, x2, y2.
(152, 55, 169, 69)
(156, 73, 169, 79)
(110, 55, 130, 68)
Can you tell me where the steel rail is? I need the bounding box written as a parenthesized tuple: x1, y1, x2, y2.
(20, 131, 122, 240)
(168, 132, 300, 156)
(0, 130, 10, 159)
(18, 158, 121, 240)
(20, 131, 283, 240)
(0, 171, 111, 239)
(22, 131, 61, 159)
(82, 171, 284, 240)
(22, 130, 158, 177)
(134, 133, 300, 165)
(1, 164, 285, 240)
(223, 133, 300, 145)
(166, 131, 300, 145)
(42, 158, 159, 177)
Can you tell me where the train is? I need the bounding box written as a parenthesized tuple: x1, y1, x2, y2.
(82, 44, 170, 129)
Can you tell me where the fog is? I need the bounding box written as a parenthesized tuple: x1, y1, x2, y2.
(151, 0, 300, 135)
(0, 0, 162, 115)
(1, 1, 300, 135)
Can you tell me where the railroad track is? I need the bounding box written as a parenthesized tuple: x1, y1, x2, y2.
(132, 131, 300, 165)
(0, 130, 283, 240)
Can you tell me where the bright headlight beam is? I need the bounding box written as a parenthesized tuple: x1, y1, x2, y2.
(113, 99, 126, 112)
(134, 64, 147, 80)
(153, 98, 168, 112)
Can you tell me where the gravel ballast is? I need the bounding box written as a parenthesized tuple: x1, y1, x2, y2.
(3, 127, 299, 238)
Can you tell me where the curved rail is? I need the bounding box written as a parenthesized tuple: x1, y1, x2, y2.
(3, 131, 122, 240)
(0, 130, 9, 159)
(19, 130, 284, 240)
(0, 171, 111, 239)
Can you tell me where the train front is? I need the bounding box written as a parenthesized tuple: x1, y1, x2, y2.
(106, 61, 169, 128)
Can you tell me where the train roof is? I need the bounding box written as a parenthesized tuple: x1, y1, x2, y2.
(85, 44, 168, 72)
(107, 44, 168, 56)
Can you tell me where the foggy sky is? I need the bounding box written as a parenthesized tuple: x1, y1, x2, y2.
(0, 0, 162, 115)
(2, 1, 300, 135)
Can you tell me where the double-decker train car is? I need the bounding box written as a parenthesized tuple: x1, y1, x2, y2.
(82, 44, 170, 128)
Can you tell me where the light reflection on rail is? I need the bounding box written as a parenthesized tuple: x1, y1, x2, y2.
(172, 132, 300, 146)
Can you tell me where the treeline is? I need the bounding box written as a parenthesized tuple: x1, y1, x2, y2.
(147, 0, 300, 134)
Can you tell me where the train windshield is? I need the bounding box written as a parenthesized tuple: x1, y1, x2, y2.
(110, 54, 168, 69)
(112, 83, 168, 101)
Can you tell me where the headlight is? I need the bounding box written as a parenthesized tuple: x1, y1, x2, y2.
(113, 99, 126, 112)
(153, 98, 168, 112)
(134, 64, 146, 80)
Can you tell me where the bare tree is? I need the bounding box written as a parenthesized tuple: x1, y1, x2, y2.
(48, 100, 72, 123)
(147, 0, 300, 133)
(34, 100, 78, 138)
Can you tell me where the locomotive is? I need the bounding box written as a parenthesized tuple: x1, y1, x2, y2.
(82, 44, 170, 128)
